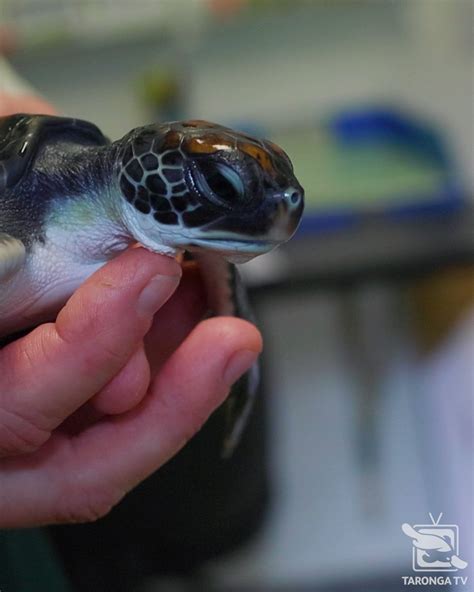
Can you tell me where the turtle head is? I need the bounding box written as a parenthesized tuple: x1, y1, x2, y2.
(115, 120, 304, 262)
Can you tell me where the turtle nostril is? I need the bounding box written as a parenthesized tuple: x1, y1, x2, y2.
(284, 188, 302, 207)
(290, 191, 300, 204)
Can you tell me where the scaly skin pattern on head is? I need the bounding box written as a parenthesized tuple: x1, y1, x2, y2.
(114, 119, 304, 260)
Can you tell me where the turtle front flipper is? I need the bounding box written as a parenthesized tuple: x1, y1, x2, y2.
(0, 233, 26, 282)
(221, 264, 259, 458)
(194, 252, 260, 457)
(0, 113, 109, 193)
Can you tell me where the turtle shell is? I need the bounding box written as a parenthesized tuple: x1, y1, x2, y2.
(0, 114, 109, 192)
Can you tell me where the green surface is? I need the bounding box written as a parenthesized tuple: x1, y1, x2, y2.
(273, 128, 446, 212)
(0, 529, 71, 592)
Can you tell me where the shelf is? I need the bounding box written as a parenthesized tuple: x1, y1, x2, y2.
(243, 207, 474, 292)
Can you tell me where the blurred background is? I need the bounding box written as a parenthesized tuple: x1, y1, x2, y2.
(0, 1, 473, 591)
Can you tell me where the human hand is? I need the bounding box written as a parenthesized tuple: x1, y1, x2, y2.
(0, 91, 56, 115)
(0, 96, 262, 528)
(0, 29, 56, 111)
(0, 93, 56, 117)
(0, 247, 262, 528)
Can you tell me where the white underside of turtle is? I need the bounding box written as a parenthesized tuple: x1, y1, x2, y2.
(0, 188, 124, 331)
(0, 193, 244, 335)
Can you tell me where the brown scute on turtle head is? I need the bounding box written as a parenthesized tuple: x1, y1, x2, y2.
(177, 123, 282, 175)
(162, 130, 182, 150)
(262, 139, 292, 166)
(237, 141, 275, 175)
(157, 120, 295, 188)
(182, 133, 235, 155)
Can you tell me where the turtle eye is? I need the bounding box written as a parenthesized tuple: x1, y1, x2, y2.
(194, 162, 245, 206)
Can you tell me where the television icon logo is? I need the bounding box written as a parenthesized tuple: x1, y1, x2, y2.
(402, 513, 469, 572)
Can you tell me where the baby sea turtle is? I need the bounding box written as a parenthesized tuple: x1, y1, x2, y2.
(0, 114, 304, 454)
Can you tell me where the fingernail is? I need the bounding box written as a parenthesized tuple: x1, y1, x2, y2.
(137, 274, 181, 318)
(223, 349, 260, 386)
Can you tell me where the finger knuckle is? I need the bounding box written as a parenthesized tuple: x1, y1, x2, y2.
(97, 337, 127, 365)
(160, 388, 209, 445)
(55, 483, 124, 524)
(0, 407, 50, 456)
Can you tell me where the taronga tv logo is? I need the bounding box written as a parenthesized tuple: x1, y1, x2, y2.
(401, 513, 469, 587)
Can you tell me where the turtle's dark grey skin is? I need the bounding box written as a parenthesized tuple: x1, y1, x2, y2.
(0, 114, 304, 454)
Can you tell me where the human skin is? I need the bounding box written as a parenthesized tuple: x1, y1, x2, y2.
(0, 94, 262, 528)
